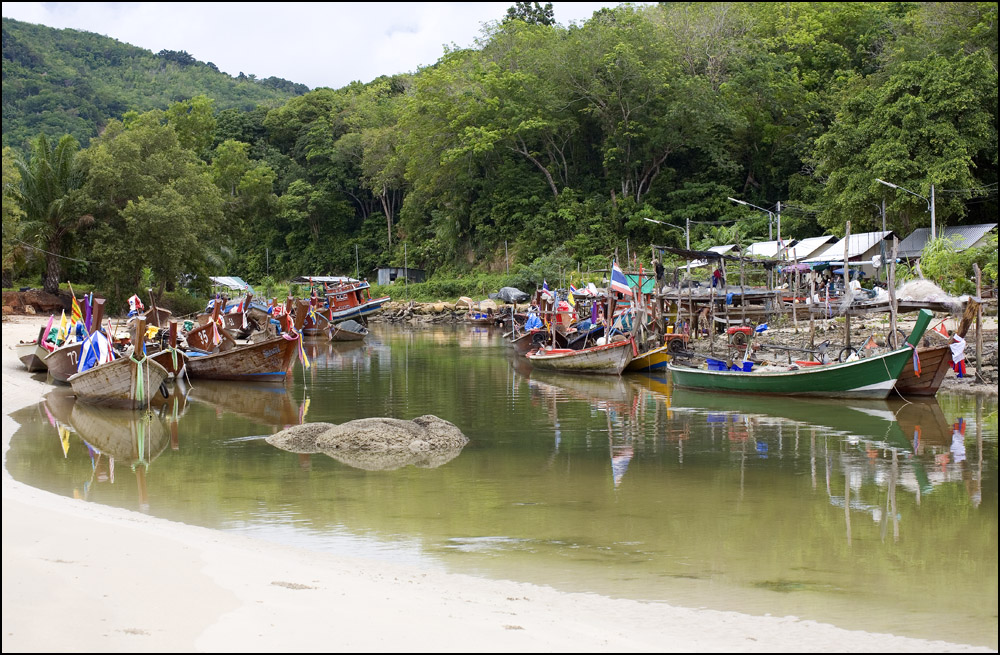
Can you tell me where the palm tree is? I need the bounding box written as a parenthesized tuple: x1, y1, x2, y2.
(14, 134, 89, 294)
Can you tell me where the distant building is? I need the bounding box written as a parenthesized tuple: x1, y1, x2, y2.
(290, 275, 358, 285)
(896, 223, 998, 260)
(803, 231, 896, 277)
(782, 236, 837, 261)
(376, 267, 425, 286)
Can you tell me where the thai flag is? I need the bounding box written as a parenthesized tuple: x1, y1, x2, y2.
(610, 261, 633, 297)
(543, 280, 549, 291)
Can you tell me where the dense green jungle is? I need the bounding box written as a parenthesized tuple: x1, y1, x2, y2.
(2, 2, 997, 311)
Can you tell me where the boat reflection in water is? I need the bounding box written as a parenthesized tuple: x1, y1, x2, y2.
(64, 396, 169, 512)
(187, 380, 303, 430)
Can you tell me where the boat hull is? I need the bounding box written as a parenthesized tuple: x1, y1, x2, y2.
(68, 356, 170, 410)
(626, 344, 672, 372)
(329, 297, 390, 323)
(526, 339, 634, 375)
(149, 346, 188, 378)
(185, 335, 298, 383)
(669, 348, 910, 400)
(329, 326, 367, 342)
(17, 343, 48, 372)
(43, 342, 84, 384)
(895, 345, 952, 396)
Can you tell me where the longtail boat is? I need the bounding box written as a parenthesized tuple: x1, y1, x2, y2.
(184, 333, 299, 383)
(895, 299, 979, 396)
(526, 337, 635, 375)
(329, 319, 368, 342)
(16, 327, 50, 372)
(667, 309, 933, 400)
(44, 298, 105, 384)
(68, 353, 169, 410)
(148, 321, 188, 378)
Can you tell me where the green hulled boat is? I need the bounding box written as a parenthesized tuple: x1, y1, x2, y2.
(667, 309, 932, 400)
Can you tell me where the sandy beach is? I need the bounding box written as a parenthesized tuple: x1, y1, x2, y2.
(2, 314, 994, 653)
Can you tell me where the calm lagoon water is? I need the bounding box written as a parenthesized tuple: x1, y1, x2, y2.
(7, 324, 997, 648)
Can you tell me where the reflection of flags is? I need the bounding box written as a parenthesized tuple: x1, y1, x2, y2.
(610, 261, 633, 296)
(58, 423, 71, 457)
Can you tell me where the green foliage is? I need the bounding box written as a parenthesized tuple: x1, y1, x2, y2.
(2, 18, 305, 150)
(920, 233, 998, 294)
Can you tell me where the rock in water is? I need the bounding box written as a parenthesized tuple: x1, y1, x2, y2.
(266, 422, 337, 454)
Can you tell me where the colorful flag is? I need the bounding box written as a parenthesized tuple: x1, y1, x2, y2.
(610, 261, 633, 297)
(542, 280, 549, 291)
(567, 285, 576, 308)
(56, 310, 68, 344)
(84, 293, 92, 332)
(70, 294, 83, 326)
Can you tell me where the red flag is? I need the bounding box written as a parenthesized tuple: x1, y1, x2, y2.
(934, 322, 949, 338)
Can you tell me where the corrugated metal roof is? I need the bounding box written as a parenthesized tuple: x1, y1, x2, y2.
(897, 223, 997, 258)
(745, 239, 795, 258)
(290, 275, 358, 284)
(785, 236, 837, 261)
(803, 231, 893, 263)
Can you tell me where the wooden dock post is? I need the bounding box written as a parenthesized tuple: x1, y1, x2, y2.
(889, 237, 898, 351)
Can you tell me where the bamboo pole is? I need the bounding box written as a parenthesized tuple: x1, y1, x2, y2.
(793, 251, 800, 333)
(973, 263, 983, 383)
(888, 237, 898, 352)
(809, 272, 816, 360)
(739, 253, 746, 325)
(843, 221, 851, 350)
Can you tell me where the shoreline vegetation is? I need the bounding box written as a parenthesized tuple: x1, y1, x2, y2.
(2, 313, 997, 652)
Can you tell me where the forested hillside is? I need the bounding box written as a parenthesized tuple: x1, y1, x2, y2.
(2, 3, 997, 307)
(1, 17, 308, 149)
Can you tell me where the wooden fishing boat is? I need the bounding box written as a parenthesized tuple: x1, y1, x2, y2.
(667, 309, 933, 400)
(147, 321, 188, 378)
(16, 337, 49, 372)
(626, 343, 672, 372)
(43, 342, 84, 384)
(43, 298, 107, 384)
(68, 354, 170, 410)
(184, 334, 298, 383)
(324, 279, 390, 323)
(895, 299, 979, 396)
(328, 319, 368, 342)
(626, 334, 688, 373)
(526, 337, 635, 375)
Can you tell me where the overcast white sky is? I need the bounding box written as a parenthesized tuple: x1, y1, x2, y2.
(2, 2, 619, 89)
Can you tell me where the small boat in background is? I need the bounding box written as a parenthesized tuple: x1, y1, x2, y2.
(526, 337, 635, 375)
(324, 279, 390, 323)
(329, 319, 368, 342)
(895, 299, 979, 396)
(16, 327, 50, 372)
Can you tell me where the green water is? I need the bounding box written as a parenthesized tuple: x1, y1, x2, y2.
(6, 325, 998, 648)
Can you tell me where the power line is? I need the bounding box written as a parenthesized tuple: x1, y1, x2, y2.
(13, 238, 94, 263)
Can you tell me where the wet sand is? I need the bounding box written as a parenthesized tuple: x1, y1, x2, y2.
(2, 314, 993, 652)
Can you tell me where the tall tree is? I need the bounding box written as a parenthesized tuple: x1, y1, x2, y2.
(2, 146, 26, 287)
(504, 2, 555, 26)
(13, 133, 87, 294)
